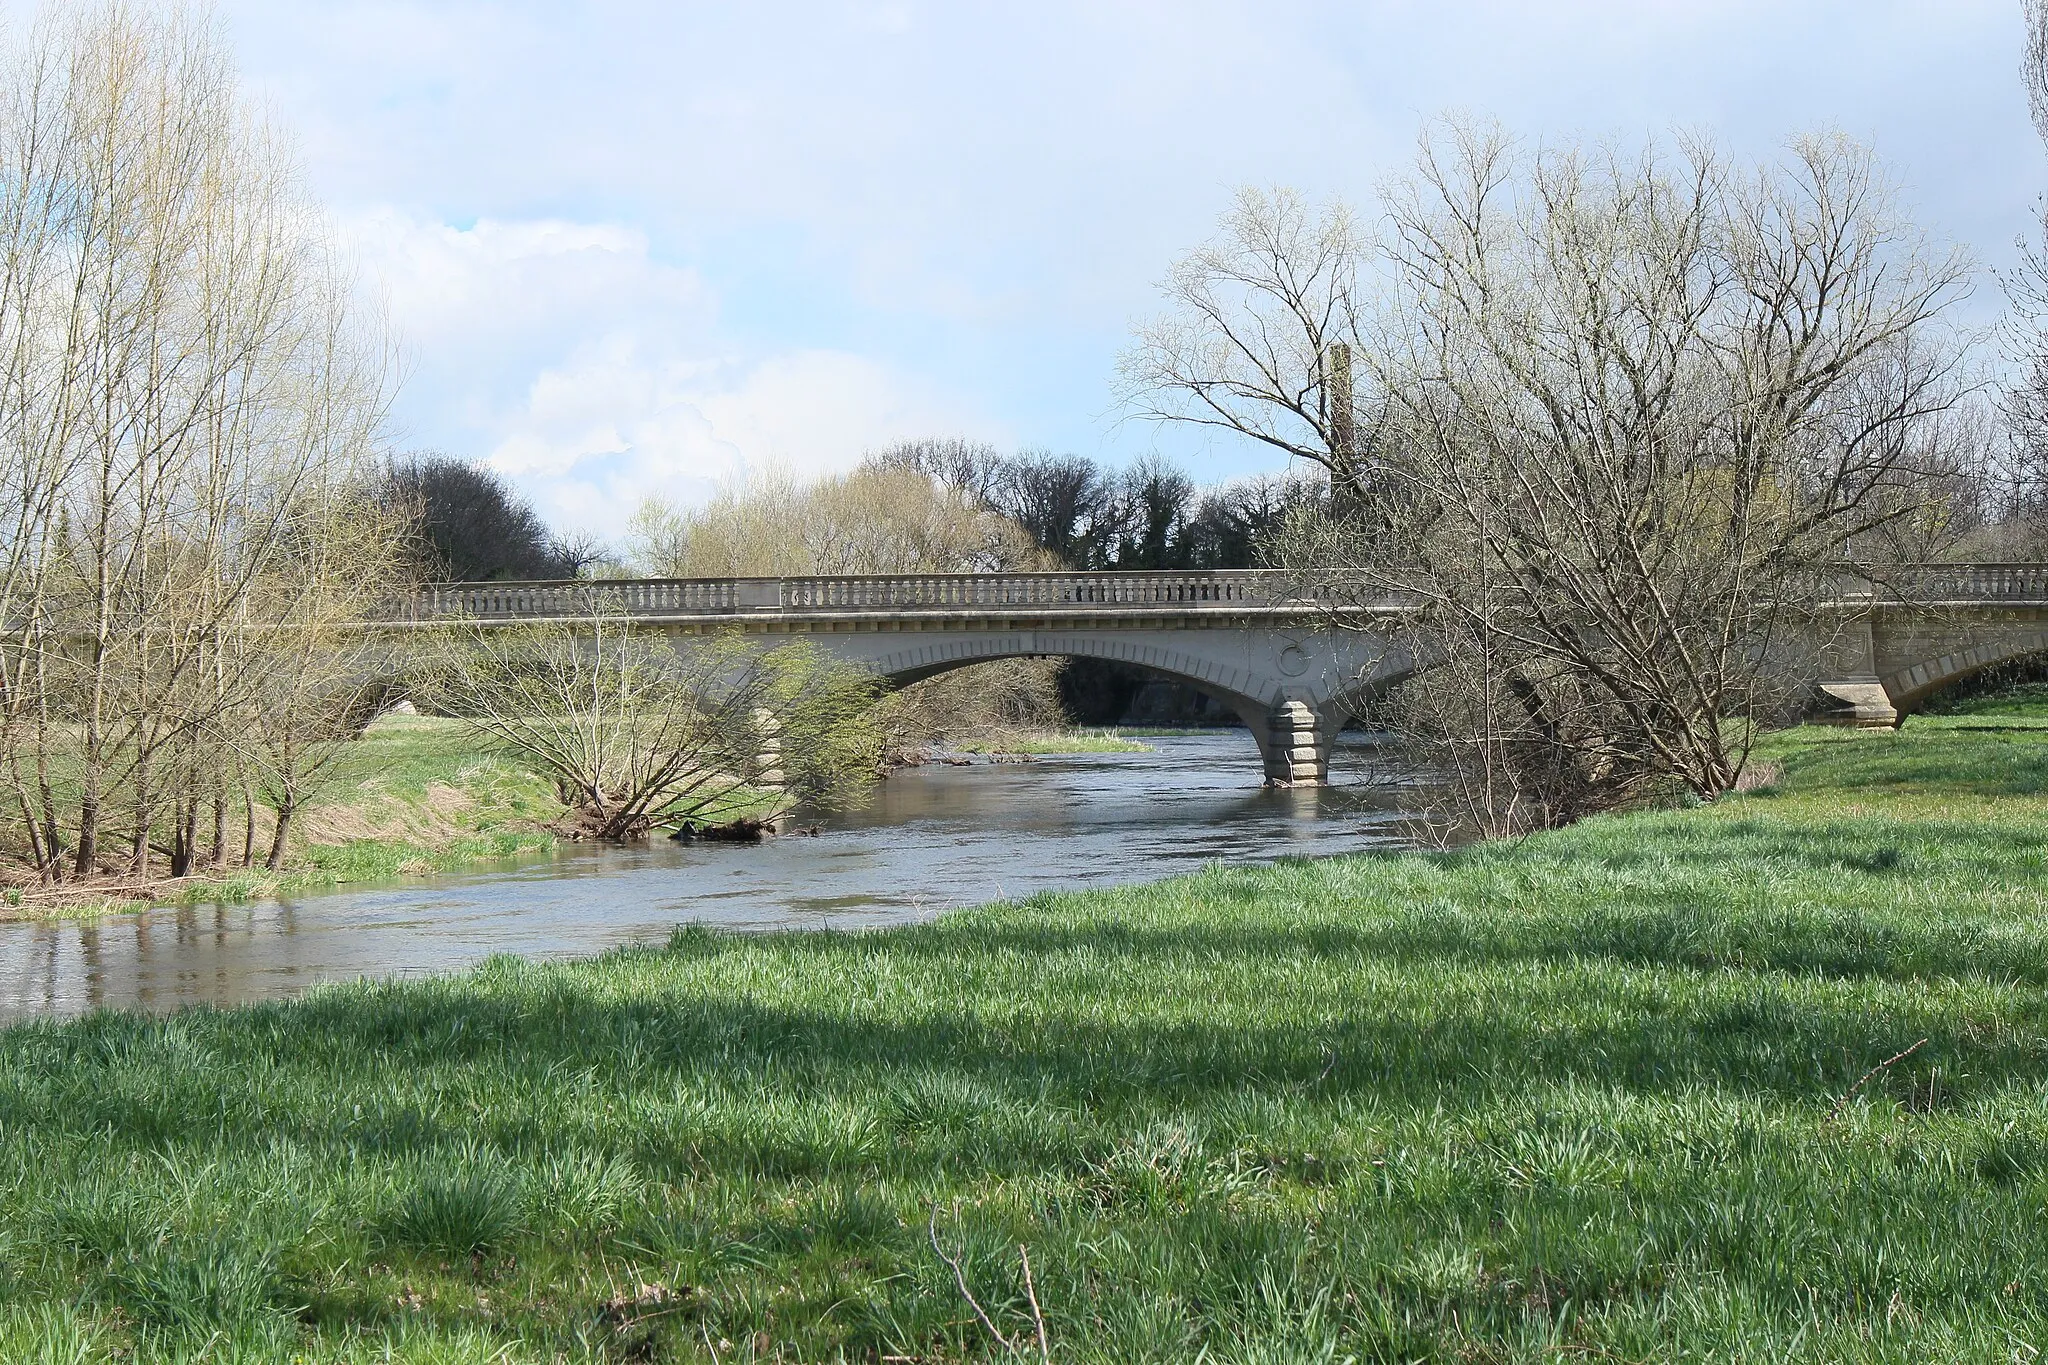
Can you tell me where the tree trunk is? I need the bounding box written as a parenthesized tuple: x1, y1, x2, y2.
(209, 789, 226, 867)
(170, 794, 198, 877)
(73, 794, 98, 877)
(241, 782, 256, 866)
(129, 748, 153, 877)
(10, 782, 44, 874)
(264, 802, 292, 871)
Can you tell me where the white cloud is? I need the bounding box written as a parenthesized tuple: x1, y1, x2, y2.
(220, 0, 2037, 499)
(343, 210, 989, 536)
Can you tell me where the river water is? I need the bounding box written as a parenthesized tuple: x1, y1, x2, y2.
(0, 731, 1419, 1022)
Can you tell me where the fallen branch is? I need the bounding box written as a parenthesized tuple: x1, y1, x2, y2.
(1018, 1241, 1050, 1364)
(1828, 1038, 1930, 1122)
(927, 1202, 1051, 1362)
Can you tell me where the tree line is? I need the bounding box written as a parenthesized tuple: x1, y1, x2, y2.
(379, 444, 1331, 585)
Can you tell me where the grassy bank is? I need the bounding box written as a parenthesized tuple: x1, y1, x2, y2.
(2, 716, 2046, 1360)
(280, 715, 563, 885)
(7, 715, 561, 920)
(949, 727, 1154, 756)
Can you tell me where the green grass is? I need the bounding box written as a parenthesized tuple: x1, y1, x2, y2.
(4, 718, 2048, 1358)
(1916, 681, 2048, 727)
(950, 727, 1153, 755)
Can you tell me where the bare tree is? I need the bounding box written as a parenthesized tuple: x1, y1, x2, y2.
(866, 437, 1009, 504)
(1998, 0, 2048, 542)
(420, 593, 880, 841)
(237, 491, 412, 869)
(1120, 187, 1364, 480)
(1144, 125, 1975, 828)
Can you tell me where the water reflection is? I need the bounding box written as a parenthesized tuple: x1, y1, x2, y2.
(0, 732, 1418, 1021)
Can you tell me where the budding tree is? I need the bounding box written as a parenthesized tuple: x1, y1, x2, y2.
(0, 5, 398, 884)
(421, 593, 880, 840)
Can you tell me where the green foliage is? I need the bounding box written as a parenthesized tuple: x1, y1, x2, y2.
(750, 638, 886, 810)
(3, 715, 2048, 1356)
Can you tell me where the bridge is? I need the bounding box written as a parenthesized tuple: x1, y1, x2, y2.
(1818, 564, 2048, 727)
(414, 564, 2048, 784)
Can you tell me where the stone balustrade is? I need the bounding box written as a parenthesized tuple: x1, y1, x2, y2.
(416, 569, 1318, 621)
(420, 565, 2048, 625)
(1871, 564, 2048, 605)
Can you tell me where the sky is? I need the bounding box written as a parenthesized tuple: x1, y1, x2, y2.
(176, 1, 2045, 535)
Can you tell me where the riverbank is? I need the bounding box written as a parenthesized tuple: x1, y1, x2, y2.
(7, 718, 1158, 921)
(1, 714, 2044, 1359)
(3, 716, 562, 920)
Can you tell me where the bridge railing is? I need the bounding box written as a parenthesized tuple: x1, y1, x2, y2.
(417, 564, 2048, 623)
(416, 570, 1318, 620)
(1866, 564, 2048, 604)
(777, 571, 1289, 610)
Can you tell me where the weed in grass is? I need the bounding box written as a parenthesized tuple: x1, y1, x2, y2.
(0, 1302, 107, 1365)
(100, 1239, 293, 1339)
(380, 1161, 525, 1259)
(46, 1174, 160, 1260)
(522, 1148, 639, 1239)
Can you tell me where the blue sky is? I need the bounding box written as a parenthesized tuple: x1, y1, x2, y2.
(199, 1, 2037, 534)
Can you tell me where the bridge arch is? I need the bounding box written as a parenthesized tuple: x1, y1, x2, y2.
(863, 630, 1282, 711)
(845, 627, 1413, 785)
(1879, 627, 2048, 714)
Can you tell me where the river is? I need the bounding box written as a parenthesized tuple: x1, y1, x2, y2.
(0, 731, 1420, 1022)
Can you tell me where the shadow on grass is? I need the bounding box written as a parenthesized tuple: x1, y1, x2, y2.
(11, 897, 2042, 1179)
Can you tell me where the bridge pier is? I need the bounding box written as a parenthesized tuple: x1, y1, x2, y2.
(1254, 699, 1338, 787)
(751, 708, 785, 798)
(1810, 679, 1899, 728)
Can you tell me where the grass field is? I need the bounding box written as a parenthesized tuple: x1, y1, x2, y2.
(1, 712, 2045, 1360)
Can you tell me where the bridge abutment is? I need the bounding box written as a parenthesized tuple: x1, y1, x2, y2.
(1811, 611, 1900, 728)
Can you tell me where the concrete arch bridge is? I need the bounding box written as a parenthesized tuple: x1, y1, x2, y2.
(417, 565, 2048, 785)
